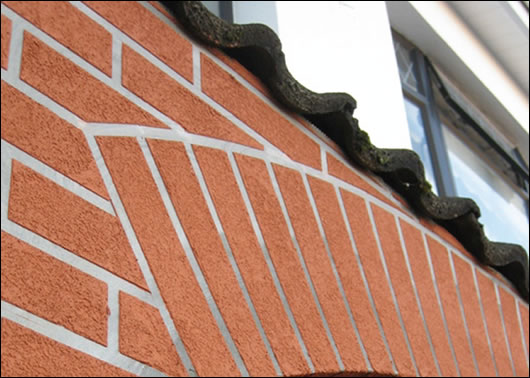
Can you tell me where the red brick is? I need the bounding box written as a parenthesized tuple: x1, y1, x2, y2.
(4, 1, 112, 76)
(327, 154, 401, 211)
(1, 81, 108, 199)
(96, 136, 239, 377)
(518, 302, 529, 361)
(1, 232, 107, 345)
(20, 32, 166, 128)
(308, 176, 393, 376)
(340, 190, 415, 377)
(202, 55, 321, 170)
(194, 146, 309, 376)
(84, 1, 192, 83)
(371, 205, 438, 377)
(119, 292, 187, 376)
(122, 46, 261, 149)
(475, 270, 515, 376)
(427, 236, 477, 377)
(235, 153, 338, 373)
(273, 164, 368, 374)
(399, 220, 459, 377)
(1, 319, 132, 377)
(148, 1, 176, 22)
(7, 161, 147, 290)
(452, 255, 497, 377)
(294, 115, 344, 156)
(419, 218, 469, 259)
(498, 287, 528, 377)
(1, 14, 11, 69)
(147, 139, 275, 376)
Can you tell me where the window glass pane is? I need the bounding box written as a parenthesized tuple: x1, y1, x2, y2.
(443, 125, 529, 254)
(393, 37, 419, 93)
(403, 98, 438, 194)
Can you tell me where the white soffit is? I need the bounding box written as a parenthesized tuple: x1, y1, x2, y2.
(386, 1, 529, 146)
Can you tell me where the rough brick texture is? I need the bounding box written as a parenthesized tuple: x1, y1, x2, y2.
(2, 2, 527, 377)
(4, 1, 112, 76)
(0, 319, 132, 377)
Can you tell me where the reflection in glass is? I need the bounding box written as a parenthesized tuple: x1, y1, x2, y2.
(394, 38, 419, 92)
(443, 125, 529, 254)
(403, 98, 438, 194)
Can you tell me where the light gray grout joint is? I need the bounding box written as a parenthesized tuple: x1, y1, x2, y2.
(112, 37, 122, 86)
(495, 284, 518, 376)
(334, 185, 398, 376)
(107, 286, 120, 353)
(365, 202, 419, 377)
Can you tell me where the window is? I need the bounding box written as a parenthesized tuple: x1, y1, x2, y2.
(393, 31, 530, 253)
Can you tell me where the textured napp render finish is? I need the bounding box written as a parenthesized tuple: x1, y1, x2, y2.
(0, 319, 132, 377)
(164, 0, 529, 301)
(7, 161, 148, 290)
(1, 14, 11, 69)
(1, 232, 108, 346)
(1, 81, 108, 199)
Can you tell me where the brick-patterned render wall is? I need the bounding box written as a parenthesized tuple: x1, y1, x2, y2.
(1, 2, 528, 377)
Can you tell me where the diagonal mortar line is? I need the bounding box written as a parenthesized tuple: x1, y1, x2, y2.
(421, 232, 462, 377)
(227, 152, 316, 374)
(395, 215, 443, 377)
(334, 185, 398, 376)
(447, 251, 481, 377)
(266, 160, 345, 372)
(107, 286, 120, 354)
(1, 301, 167, 377)
(471, 265, 500, 376)
(495, 284, 518, 376)
(1, 140, 114, 215)
(365, 202, 420, 377)
(301, 173, 373, 373)
(185, 143, 282, 376)
(138, 137, 249, 377)
(85, 134, 198, 377)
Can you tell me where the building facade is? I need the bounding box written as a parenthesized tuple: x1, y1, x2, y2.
(1, 1, 528, 376)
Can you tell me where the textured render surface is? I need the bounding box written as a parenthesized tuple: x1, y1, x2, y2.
(1, 14, 11, 69)
(147, 138, 275, 376)
(371, 205, 438, 377)
(1, 319, 132, 377)
(7, 161, 147, 290)
(235, 153, 339, 373)
(1, 81, 108, 198)
(273, 163, 368, 374)
(194, 146, 310, 376)
(308, 176, 394, 376)
(3, 1, 112, 76)
(399, 220, 459, 377)
(84, 0, 193, 83)
(341, 190, 415, 377)
(96, 136, 239, 377)
(452, 255, 497, 377)
(2, 2, 529, 377)
(1, 232, 108, 346)
(498, 287, 528, 377)
(122, 46, 262, 149)
(119, 292, 187, 377)
(427, 237, 477, 377)
(202, 55, 321, 170)
(20, 32, 167, 128)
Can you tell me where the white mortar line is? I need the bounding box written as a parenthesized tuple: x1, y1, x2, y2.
(495, 284, 517, 376)
(138, 137, 249, 377)
(1, 301, 167, 377)
(2, 140, 114, 215)
(2, 6, 24, 82)
(321, 147, 327, 175)
(447, 251, 481, 376)
(395, 216, 442, 377)
(192, 45, 201, 90)
(302, 173, 372, 373)
(107, 286, 120, 353)
(421, 232, 462, 376)
(365, 202, 420, 377)
(86, 135, 198, 377)
(471, 266, 500, 376)
(334, 186, 398, 376)
(185, 143, 282, 376)
(111, 36, 122, 86)
(227, 152, 315, 373)
(266, 160, 344, 372)
(515, 301, 529, 368)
